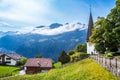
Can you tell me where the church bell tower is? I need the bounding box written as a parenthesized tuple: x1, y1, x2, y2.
(87, 6, 97, 54)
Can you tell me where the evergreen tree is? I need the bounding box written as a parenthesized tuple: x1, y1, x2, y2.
(58, 50, 70, 64)
(35, 54, 42, 58)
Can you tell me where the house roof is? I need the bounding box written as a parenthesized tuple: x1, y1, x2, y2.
(24, 58, 53, 67)
(6, 53, 23, 60)
(0, 53, 3, 56)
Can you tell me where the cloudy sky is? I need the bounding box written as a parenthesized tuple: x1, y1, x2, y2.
(0, 0, 115, 32)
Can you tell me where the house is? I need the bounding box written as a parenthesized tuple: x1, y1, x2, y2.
(24, 58, 53, 74)
(0, 53, 23, 65)
(0, 53, 4, 64)
(87, 7, 98, 54)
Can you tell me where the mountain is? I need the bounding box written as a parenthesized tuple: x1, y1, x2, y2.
(0, 31, 18, 38)
(0, 22, 87, 61)
(49, 23, 63, 29)
(35, 26, 45, 28)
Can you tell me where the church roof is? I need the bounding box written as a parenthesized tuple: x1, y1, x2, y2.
(87, 8, 93, 42)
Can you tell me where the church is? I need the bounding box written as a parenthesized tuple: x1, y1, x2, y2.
(87, 8, 98, 54)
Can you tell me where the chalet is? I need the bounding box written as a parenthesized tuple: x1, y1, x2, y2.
(24, 58, 53, 74)
(0, 53, 23, 65)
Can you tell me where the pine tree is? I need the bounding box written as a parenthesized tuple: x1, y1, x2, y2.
(58, 50, 70, 64)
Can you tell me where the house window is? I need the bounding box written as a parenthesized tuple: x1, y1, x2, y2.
(6, 61, 11, 63)
(6, 58, 11, 60)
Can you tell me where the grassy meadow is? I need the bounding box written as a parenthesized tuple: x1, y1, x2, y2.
(0, 59, 118, 80)
(0, 66, 19, 78)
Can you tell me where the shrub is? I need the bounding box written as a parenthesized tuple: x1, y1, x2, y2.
(20, 57, 27, 65)
(71, 52, 89, 62)
(53, 62, 61, 68)
(75, 43, 87, 53)
(16, 57, 27, 66)
(71, 53, 80, 62)
(79, 53, 90, 60)
(95, 43, 106, 54)
(106, 53, 113, 57)
(105, 51, 115, 55)
(35, 54, 42, 58)
(68, 50, 75, 55)
(104, 52, 115, 58)
(118, 56, 120, 61)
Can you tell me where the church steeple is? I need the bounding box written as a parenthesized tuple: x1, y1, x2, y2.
(87, 6, 93, 42)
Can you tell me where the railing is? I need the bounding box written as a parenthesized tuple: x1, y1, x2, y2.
(90, 55, 120, 78)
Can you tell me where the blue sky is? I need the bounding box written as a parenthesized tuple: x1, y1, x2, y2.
(0, 0, 116, 32)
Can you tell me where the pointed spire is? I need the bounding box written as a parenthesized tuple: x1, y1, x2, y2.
(90, 5, 91, 12)
(87, 5, 93, 42)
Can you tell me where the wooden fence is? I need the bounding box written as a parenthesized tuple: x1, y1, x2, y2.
(90, 55, 120, 78)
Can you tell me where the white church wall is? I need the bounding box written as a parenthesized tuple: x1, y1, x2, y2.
(87, 42, 98, 54)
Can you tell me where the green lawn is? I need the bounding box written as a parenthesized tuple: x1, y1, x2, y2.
(53, 62, 61, 68)
(0, 66, 19, 78)
(1, 59, 118, 80)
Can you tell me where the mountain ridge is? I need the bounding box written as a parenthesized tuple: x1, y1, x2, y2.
(0, 22, 87, 61)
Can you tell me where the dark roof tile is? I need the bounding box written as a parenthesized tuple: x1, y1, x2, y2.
(0, 53, 4, 56)
(24, 58, 53, 67)
(7, 53, 23, 60)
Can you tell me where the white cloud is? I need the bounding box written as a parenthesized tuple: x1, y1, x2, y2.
(0, 0, 56, 26)
(0, 21, 13, 27)
(18, 26, 34, 34)
(19, 23, 86, 35)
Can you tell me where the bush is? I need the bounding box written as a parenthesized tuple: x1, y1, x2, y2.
(20, 57, 27, 65)
(104, 52, 115, 58)
(35, 54, 42, 58)
(118, 56, 120, 61)
(95, 43, 106, 54)
(105, 51, 115, 55)
(79, 53, 90, 60)
(68, 50, 75, 55)
(106, 53, 113, 57)
(53, 62, 61, 68)
(71, 54, 79, 62)
(71, 52, 89, 62)
(108, 52, 116, 55)
(16, 57, 27, 66)
(75, 43, 87, 53)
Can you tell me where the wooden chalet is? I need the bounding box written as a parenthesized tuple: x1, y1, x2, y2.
(24, 58, 53, 74)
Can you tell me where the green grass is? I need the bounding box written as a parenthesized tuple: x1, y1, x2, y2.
(0, 66, 19, 78)
(1, 59, 118, 80)
(53, 62, 61, 68)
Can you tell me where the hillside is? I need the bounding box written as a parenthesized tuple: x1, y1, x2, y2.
(0, 23, 87, 61)
(0, 66, 19, 78)
(1, 59, 118, 80)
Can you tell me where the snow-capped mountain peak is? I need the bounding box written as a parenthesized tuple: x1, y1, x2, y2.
(18, 22, 86, 35)
(0, 22, 87, 36)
